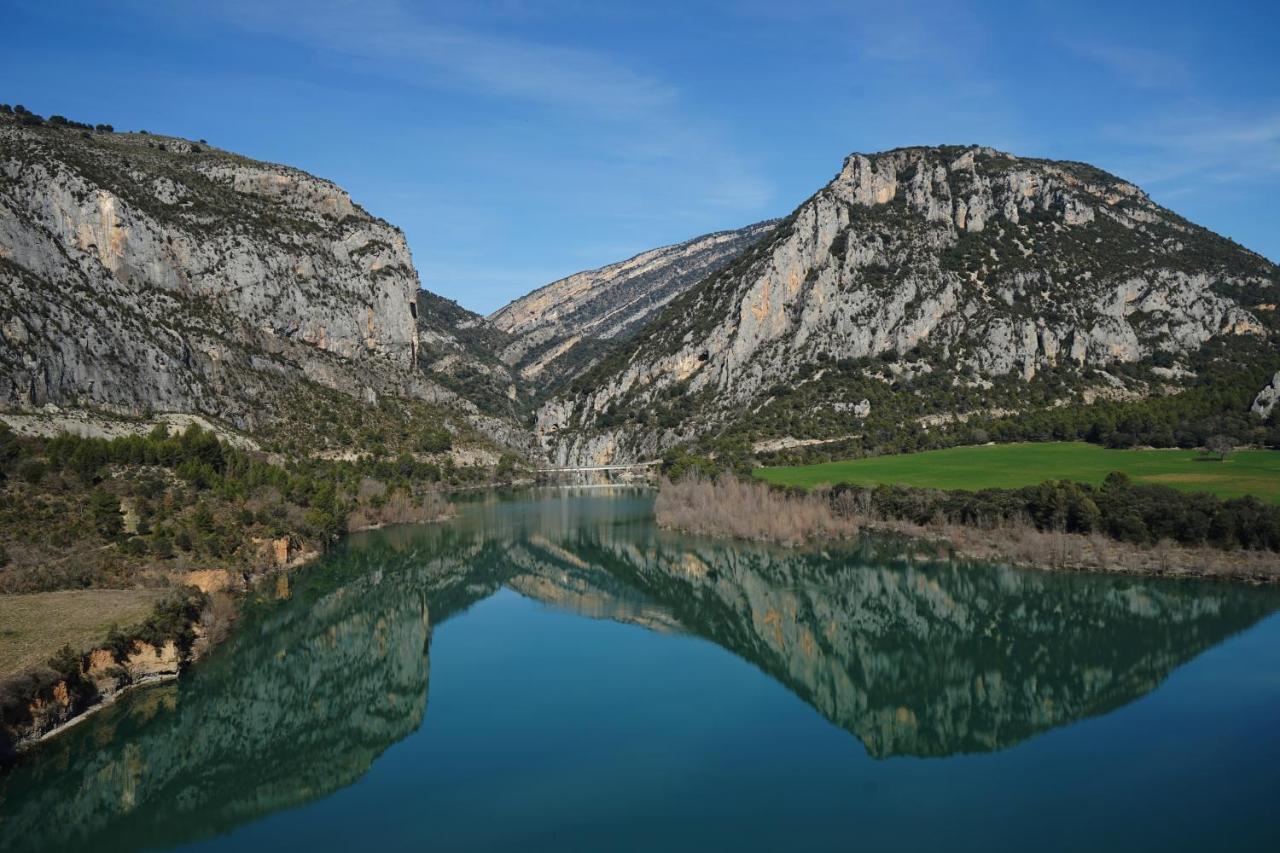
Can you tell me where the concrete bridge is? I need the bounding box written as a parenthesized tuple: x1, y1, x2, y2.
(535, 460, 661, 474)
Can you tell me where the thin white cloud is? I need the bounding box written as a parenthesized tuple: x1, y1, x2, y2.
(1070, 41, 1193, 89)
(190, 0, 772, 216)
(208, 0, 676, 119)
(1105, 107, 1280, 188)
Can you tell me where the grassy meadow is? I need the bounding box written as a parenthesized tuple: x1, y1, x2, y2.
(754, 442, 1280, 503)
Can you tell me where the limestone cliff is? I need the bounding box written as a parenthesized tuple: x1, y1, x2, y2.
(1253, 370, 1280, 418)
(489, 220, 776, 385)
(538, 146, 1278, 464)
(0, 112, 518, 453)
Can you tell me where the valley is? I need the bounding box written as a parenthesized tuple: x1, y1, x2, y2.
(2, 104, 1279, 779)
(5, 5, 1280, 849)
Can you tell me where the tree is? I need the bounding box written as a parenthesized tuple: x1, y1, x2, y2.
(1205, 435, 1234, 461)
(89, 489, 123, 538)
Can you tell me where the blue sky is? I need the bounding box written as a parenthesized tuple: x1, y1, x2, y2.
(4, 1, 1278, 314)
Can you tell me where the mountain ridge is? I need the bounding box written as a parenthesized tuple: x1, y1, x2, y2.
(0, 109, 521, 458)
(533, 144, 1278, 466)
(488, 219, 777, 387)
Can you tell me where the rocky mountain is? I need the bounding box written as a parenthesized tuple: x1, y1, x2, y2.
(0, 110, 516, 456)
(536, 145, 1279, 465)
(489, 220, 776, 387)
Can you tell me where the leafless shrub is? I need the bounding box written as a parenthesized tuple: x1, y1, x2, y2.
(355, 477, 387, 502)
(345, 487, 454, 531)
(655, 475, 858, 545)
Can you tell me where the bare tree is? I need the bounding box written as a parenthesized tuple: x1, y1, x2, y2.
(1205, 435, 1234, 461)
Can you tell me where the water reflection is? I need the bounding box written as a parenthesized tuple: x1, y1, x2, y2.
(1, 489, 1276, 851)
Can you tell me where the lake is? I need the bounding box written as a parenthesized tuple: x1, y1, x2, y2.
(3, 488, 1280, 852)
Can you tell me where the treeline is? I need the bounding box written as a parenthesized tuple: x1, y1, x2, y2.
(1, 103, 113, 132)
(972, 373, 1280, 453)
(829, 473, 1280, 553)
(0, 422, 492, 592)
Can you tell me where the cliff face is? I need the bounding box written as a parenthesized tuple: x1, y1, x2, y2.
(489, 221, 776, 385)
(537, 146, 1278, 464)
(0, 114, 527, 452)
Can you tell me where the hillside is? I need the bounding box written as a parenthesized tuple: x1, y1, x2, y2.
(0, 109, 518, 457)
(415, 289, 529, 426)
(489, 220, 776, 388)
(536, 145, 1280, 465)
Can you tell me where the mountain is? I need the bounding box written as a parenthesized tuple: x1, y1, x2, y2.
(535, 145, 1279, 465)
(415, 289, 526, 421)
(488, 220, 776, 388)
(0, 110, 516, 456)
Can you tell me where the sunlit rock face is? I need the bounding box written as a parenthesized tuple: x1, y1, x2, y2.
(0, 117, 439, 433)
(490, 221, 777, 382)
(1253, 370, 1280, 417)
(538, 146, 1277, 465)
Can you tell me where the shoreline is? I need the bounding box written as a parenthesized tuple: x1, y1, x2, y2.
(654, 476, 1280, 585)
(24, 671, 181, 751)
(2, 504, 464, 765)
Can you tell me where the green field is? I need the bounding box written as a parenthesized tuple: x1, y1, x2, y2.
(754, 442, 1280, 503)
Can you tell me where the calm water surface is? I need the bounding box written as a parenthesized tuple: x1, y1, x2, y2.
(3, 489, 1280, 852)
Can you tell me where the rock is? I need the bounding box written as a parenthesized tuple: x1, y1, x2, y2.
(0, 115, 524, 450)
(489, 220, 777, 381)
(1253, 371, 1280, 418)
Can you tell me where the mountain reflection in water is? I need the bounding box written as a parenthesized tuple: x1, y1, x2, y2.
(1, 489, 1277, 852)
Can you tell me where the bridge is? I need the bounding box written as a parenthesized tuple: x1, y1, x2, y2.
(535, 460, 662, 474)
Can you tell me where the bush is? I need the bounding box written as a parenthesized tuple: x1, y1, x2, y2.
(829, 474, 1280, 552)
(17, 459, 46, 485)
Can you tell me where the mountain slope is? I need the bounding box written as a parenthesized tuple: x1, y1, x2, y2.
(489, 220, 776, 385)
(538, 145, 1278, 465)
(0, 110, 518, 456)
(416, 289, 526, 421)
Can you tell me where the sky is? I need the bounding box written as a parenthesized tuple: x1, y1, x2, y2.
(4, 0, 1278, 314)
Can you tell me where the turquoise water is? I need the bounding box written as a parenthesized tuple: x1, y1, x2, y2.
(3, 489, 1280, 851)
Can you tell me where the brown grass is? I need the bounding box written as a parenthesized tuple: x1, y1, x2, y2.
(0, 589, 167, 678)
(655, 476, 858, 545)
(345, 488, 454, 532)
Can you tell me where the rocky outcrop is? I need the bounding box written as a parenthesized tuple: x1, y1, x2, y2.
(1253, 371, 1280, 418)
(539, 146, 1277, 464)
(415, 289, 528, 425)
(490, 220, 777, 383)
(0, 114, 525, 453)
